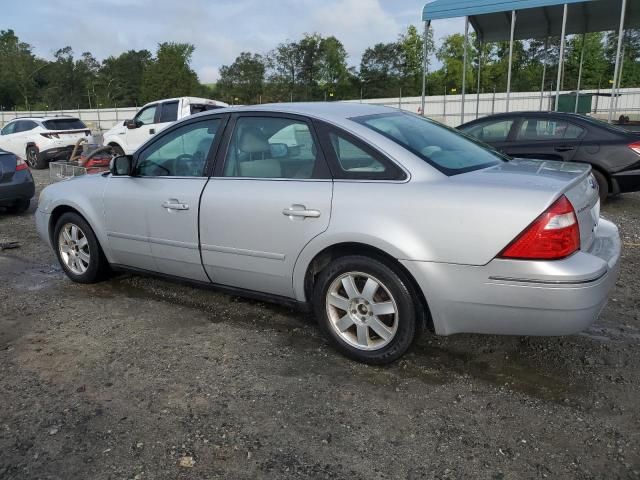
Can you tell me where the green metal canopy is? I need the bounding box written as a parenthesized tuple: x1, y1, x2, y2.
(422, 0, 640, 42)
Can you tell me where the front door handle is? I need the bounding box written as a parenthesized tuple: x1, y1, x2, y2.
(282, 206, 321, 218)
(555, 145, 575, 152)
(162, 200, 189, 210)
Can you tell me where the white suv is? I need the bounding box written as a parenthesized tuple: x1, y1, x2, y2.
(103, 97, 228, 155)
(0, 117, 90, 169)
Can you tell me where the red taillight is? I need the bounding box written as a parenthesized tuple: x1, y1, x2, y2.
(629, 141, 640, 156)
(15, 157, 29, 171)
(499, 195, 580, 260)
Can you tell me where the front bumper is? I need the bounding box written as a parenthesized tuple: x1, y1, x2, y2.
(35, 208, 52, 249)
(0, 170, 35, 206)
(402, 219, 621, 336)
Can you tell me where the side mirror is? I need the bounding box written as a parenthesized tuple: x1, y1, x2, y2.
(269, 143, 289, 158)
(110, 155, 133, 176)
(124, 119, 138, 129)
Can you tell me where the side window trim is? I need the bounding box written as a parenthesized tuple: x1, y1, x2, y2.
(212, 112, 331, 180)
(314, 121, 407, 181)
(132, 115, 229, 178)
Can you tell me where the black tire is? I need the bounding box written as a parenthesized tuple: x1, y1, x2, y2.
(7, 198, 30, 214)
(109, 143, 125, 156)
(53, 212, 109, 283)
(26, 146, 47, 169)
(592, 169, 609, 203)
(312, 255, 418, 364)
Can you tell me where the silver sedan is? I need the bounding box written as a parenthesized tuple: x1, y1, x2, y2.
(35, 103, 621, 363)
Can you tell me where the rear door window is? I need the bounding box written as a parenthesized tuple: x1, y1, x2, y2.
(516, 119, 585, 141)
(462, 119, 514, 142)
(159, 101, 179, 123)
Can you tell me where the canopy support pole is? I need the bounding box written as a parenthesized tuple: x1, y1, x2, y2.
(461, 16, 469, 124)
(476, 39, 482, 119)
(421, 20, 431, 117)
(506, 10, 516, 112)
(608, 0, 626, 123)
(555, 3, 568, 111)
(613, 44, 625, 119)
(540, 37, 548, 111)
(574, 33, 586, 113)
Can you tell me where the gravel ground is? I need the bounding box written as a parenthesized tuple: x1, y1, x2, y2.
(0, 169, 639, 479)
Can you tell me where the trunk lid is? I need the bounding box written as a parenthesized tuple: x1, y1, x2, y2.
(0, 150, 16, 183)
(455, 158, 599, 253)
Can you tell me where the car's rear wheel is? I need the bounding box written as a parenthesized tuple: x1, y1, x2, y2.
(313, 255, 417, 364)
(26, 146, 47, 169)
(592, 169, 609, 203)
(53, 212, 109, 283)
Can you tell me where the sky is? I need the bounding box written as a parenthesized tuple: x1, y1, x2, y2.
(2, 0, 464, 83)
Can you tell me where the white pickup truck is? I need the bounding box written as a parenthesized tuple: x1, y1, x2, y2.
(103, 97, 228, 155)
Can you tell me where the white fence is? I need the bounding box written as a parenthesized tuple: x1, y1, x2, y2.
(347, 87, 640, 127)
(1, 87, 639, 131)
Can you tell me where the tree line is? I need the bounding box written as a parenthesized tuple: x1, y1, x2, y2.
(0, 26, 638, 111)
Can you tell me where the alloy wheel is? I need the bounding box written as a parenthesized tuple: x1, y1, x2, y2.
(58, 223, 91, 275)
(325, 271, 399, 351)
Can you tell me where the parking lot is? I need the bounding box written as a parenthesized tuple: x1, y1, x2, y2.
(0, 168, 639, 479)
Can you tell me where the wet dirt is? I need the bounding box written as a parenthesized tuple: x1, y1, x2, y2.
(0, 169, 639, 479)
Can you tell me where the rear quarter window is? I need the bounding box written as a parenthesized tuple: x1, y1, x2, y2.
(354, 112, 503, 176)
(42, 118, 87, 130)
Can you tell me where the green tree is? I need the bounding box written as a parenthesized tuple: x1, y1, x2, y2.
(217, 52, 265, 104)
(97, 50, 152, 107)
(141, 42, 202, 102)
(359, 42, 401, 98)
(0, 29, 42, 109)
(318, 36, 349, 99)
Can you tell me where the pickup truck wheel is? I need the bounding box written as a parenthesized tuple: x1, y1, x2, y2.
(53, 212, 109, 283)
(592, 170, 609, 203)
(313, 255, 417, 364)
(109, 144, 125, 156)
(26, 146, 47, 169)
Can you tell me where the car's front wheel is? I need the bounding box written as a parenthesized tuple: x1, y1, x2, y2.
(313, 255, 418, 364)
(26, 146, 47, 169)
(53, 212, 109, 283)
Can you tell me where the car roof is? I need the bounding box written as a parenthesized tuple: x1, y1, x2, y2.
(458, 111, 591, 127)
(187, 102, 400, 123)
(5, 115, 77, 122)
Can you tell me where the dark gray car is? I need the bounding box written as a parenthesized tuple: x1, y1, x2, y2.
(0, 149, 35, 213)
(458, 112, 640, 201)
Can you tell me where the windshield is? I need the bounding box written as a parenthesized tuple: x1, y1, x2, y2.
(42, 118, 87, 130)
(353, 112, 504, 175)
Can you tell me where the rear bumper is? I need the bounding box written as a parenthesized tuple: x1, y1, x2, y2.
(40, 145, 76, 162)
(0, 170, 35, 206)
(402, 219, 621, 336)
(612, 168, 640, 194)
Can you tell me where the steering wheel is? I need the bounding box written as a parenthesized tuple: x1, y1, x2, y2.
(173, 153, 202, 177)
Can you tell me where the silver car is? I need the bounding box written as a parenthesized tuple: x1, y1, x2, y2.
(35, 103, 621, 363)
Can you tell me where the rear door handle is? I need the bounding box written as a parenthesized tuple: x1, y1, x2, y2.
(149, 128, 155, 134)
(162, 200, 189, 210)
(555, 145, 575, 152)
(282, 206, 321, 218)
